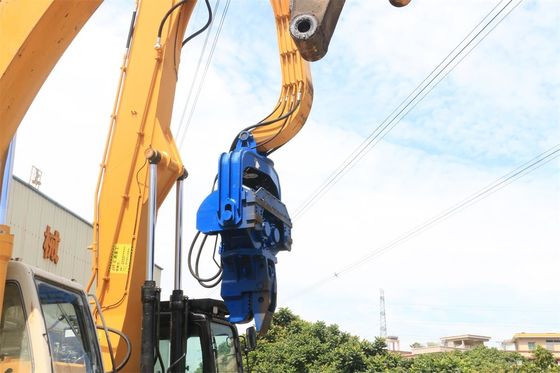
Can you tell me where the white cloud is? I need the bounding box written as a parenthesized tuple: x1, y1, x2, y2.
(11, 0, 559, 352)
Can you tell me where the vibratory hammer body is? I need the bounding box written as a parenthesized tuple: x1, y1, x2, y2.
(197, 132, 292, 334)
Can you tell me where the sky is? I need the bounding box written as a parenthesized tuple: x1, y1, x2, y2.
(12, 0, 559, 350)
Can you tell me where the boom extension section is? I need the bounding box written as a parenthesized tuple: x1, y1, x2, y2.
(289, 0, 412, 62)
(197, 132, 291, 334)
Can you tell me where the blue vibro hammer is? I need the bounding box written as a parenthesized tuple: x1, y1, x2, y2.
(196, 131, 292, 334)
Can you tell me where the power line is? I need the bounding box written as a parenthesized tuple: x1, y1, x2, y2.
(174, 0, 220, 141)
(383, 319, 557, 329)
(386, 301, 559, 312)
(177, 0, 231, 148)
(285, 144, 560, 301)
(293, 0, 524, 220)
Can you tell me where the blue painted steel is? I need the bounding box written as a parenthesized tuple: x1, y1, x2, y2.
(197, 132, 291, 333)
(0, 137, 16, 225)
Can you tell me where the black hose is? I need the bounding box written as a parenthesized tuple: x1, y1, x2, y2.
(230, 98, 301, 152)
(188, 232, 222, 283)
(96, 326, 132, 372)
(157, 0, 190, 39)
(182, 0, 213, 46)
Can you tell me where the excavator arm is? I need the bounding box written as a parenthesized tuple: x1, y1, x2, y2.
(89, 1, 194, 369)
(91, 0, 314, 369)
(196, 0, 314, 335)
(0, 0, 102, 164)
(250, 0, 313, 154)
(0, 0, 102, 319)
(1, 0, 413, 371)
(0, 0, 314, 370)
(289, 0, 411, 62)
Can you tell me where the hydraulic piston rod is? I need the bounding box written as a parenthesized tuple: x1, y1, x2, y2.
(174, 170, 188, 290)
(170, 170, 188, 373)
(141, 149, 161, 373)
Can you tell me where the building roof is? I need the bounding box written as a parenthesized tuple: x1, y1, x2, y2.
(13, 175, 92, 227)
(512, 333, 560, 340)
(440, 334, 491, 342)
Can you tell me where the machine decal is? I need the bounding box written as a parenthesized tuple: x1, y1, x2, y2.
(110, 243, 132, 274)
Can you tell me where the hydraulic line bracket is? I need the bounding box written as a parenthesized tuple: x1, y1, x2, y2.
(197, 132, 291, 334)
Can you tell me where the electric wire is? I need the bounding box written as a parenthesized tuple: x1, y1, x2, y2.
(386, 301, 559, 312)
(286, 144, 560, 301)
(293, 0, 519, 219)
(191, 0, 512, 293)
(177, 0, 231, 148)
(175, 0, 220, 141)
(180, 0, 230, 145)
(292, 0, 523, 220)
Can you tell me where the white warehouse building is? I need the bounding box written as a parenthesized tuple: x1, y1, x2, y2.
(5, 176, 161, 289)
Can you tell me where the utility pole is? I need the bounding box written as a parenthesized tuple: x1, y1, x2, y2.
(380, 288, 387, 338)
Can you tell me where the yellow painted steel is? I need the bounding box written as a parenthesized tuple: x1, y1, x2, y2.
(89, 1, 194, 370)
(90, 1, 312, 369)
(0, 225, 14, 321)
(0, 0, 102, 189)
(251, 0, 314, 153)
(0, 0, 313, 370)
(0, 0, 100, 328)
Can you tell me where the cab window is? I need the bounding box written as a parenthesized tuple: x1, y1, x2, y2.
(211, 322, 240, 373)
(158, 321, 205, 372)
(36, 279, 102, 372)
(185, 325, 204, 373)
(0, 282, 32, 371)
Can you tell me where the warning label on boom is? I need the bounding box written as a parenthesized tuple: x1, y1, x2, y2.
(110, 244, 132, 274)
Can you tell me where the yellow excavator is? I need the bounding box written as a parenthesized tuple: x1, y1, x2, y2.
(0, 0, 409, 371)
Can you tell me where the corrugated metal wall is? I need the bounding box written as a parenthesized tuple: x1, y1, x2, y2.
(6, 177, 162, 288)
(7, 177, 93, 286)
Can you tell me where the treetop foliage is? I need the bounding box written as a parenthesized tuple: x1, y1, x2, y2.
(247, 308, 560, 373)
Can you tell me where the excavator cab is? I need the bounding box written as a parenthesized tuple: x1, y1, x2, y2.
(158, 298, 248, 373)
(0, 260, 104, 373)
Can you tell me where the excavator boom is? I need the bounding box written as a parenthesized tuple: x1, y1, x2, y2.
(1, 0, 412, 370)
(0, 0, 101, 322)
(90, 1, 194, 369)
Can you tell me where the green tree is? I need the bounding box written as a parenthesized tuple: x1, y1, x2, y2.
(247, 308, 557, 373)
(248, 308, 400, 373)
(533, 345, 557, 371)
